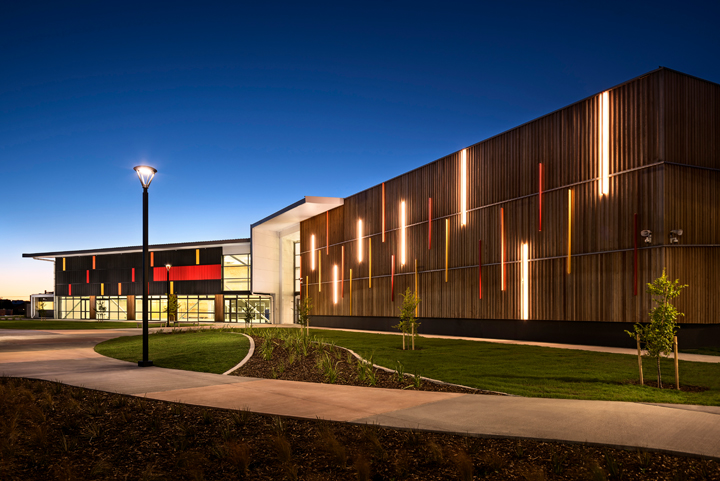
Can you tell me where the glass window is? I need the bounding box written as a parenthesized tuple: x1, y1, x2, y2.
(223, 254, 251, 292)
(95, 297, 128, 320)
(294, 241, 301, 293)
(58, 297, 90, 319)
(224, 295, 271, 323)
(138, 295, 215, 322)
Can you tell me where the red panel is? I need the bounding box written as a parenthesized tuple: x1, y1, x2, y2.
(86, 270, 90, 283)
(132, 268, 135, 282)
(68, 284, 72, 296)
(478, 240, 482, 300)
(428, 197, 432, 250)
(154, 264, 222, 281)
(538, 163, 543, 232)
(391, 254, 395, 302)
(633, 213, 638, 296)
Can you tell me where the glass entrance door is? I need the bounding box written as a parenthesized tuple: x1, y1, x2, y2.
(225, 298, 240, 322)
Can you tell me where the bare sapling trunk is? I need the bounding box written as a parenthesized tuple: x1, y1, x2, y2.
(636, 333, 643, 385)
(656, 357, 662, 389)
(674, 336, 680, 390)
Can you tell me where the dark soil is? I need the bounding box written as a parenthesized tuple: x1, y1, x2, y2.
(1, 377, 718, 480)
(232, 335, 502, 395)
(623, 379, 710, 393)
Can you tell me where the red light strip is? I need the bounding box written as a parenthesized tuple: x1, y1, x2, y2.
(382, 183, 386, 242)
(634, 213, 638, 296)
(86, 270, 89, 283)
(68, 284, 72, 296)
(428, 197, 432, 249)
(391, 254, 395, 302)
(132, 268, 135, 282)
(539, 163, 543, 232)
(478, 240, 482, 299)
(153, 265, 221, 281)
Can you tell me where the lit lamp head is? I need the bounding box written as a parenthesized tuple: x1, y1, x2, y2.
(134, 165, 157, 189)
(165, 263, 172, 272)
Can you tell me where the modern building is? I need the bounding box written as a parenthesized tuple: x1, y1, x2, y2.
(24, 67, 720, 347)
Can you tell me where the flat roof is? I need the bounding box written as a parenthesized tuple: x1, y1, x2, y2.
(23, 238, 250, 258)
(251, 196, 344, 233)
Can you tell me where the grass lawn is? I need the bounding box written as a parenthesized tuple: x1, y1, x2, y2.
(95, 330, 250, 374)
(682, 346, 720, 357)
(305, 328, 720, 406)
(0, 319, 135, 330)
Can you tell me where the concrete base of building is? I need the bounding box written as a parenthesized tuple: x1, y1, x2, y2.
(309, 316, 720, 349)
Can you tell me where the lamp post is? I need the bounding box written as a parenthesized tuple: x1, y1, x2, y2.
(165, 263, 172, 327)
(134, 165, 157, 367)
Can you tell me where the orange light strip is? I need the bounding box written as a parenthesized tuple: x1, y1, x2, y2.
(522, 243, 529, 320)
(414, 259, 418, 317)
(326, 211, 329, 255)
(341, 246, 345, 298)
(400, 201, 406, 266)
(382, 182, 386, 242)
(428, 197, 432, 249)
(478, 240, 482, 299)
(391, 254, 395, 301)
(318, 252, 322, 292)
(151, 252, 154, 267)
(63, 258, 66, 271)
(93, 255, 96, 269)
(368, 238, 372, 288)
(567, 189, 573, 274)
(445, 218, 449, 282)
(501, 208, 506, 291)
(357, 219, 363, 263)
(118, 283, 122, 296)
(349, 268, 353, 314)
(461, 149, 467, 226)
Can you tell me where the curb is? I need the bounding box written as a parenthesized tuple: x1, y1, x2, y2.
(223, 333, 255, 375)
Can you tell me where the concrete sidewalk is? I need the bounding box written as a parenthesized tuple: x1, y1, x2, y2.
(1, 328, 719, 459)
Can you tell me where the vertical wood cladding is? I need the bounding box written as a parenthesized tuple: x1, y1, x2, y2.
(301, 69, 720, 325)
(55, 247, 223, 296)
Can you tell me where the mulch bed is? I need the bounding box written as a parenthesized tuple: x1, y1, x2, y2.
(232, 335, 503, 395)
(2, 376, 719, 480)
(623, 379, 710, 393)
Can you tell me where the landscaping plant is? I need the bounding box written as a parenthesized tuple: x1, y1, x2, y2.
(393, 288, 421, 350)
(297, 296, 312, 336)
(626, 269, 687, 388)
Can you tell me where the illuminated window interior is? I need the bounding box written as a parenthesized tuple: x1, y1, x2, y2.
(223, 254, 251, 291)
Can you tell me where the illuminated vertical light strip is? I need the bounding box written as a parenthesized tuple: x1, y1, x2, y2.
(132, 268, 135, 282)
(341, 246, 345, 298)
(151, 252, 154, 267)
(368, 238, 372, 288)
(445, 219, 449, 283)
(478, 240, 482, 299)
(326, 211, 329, 255)
(196, 249, 200, 265)
(600, 91, 610, 196)
(118, 283, 122, 296)
(538, 163, 543, 231)
(170, 281, 173, 294)
(305, 276, 308, 299)
(311, 235, 316, 270)
(501, 208, 506, 291)
(63, 258, 66, 271)
(382, 183, 386, 242)
(69, 284, 71, 296)
(318, 252, 322, 292)
(86, 270, 90, 283)
(391, 255, 395, 301)
(428, 197, 432, 249)
(521, 243, 529, 320)
(567, 190, 573, 274)
(414, 259, 419, 317)
(93, 256, 96, 269)
(633, 213, 638, 296)
(333, 265, 338, 304)
(461, 149, 467, 226)
(357, 220, 363, 262)
(400, 201, 406, 266)
(101, 283, 104, 295)
(349, 268, 353, 313)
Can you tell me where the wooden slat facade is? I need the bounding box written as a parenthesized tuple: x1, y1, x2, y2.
(300, 68, 720, 326)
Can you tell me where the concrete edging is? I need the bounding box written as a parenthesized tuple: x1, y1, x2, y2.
(222, 333, 255, 375)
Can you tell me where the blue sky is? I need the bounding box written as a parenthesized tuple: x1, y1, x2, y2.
(2, 0, 719, 299)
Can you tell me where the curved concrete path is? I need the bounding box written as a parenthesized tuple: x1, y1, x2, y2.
(1, 327, 719, 460)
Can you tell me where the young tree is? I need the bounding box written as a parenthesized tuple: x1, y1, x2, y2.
(296, 296, 313, 336)
(163, 294, 179, 327)
(394, 288, 421, 350)
(626, 269, 687, 388)
(242, 302, 255, 328)
(96, 301, 107, 322)
(38, 300, 45, 320)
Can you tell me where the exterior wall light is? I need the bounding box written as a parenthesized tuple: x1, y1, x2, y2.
(461, 149, 467, 226)
(357, 219, 363, 263)
(599, 91, 610, 196)
(521, 243, 529, 320)
(670, 229, 683, 244)
(333, 264, 338, 304)
(311, 234, 316, 270)
(400, 201, 406, 266)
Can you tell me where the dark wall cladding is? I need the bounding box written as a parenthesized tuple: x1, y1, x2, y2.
(299, 69, 720, 325)
(55, 246, 224, 296)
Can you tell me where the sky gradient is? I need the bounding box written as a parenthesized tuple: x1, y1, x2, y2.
(2, 1, 719, 300)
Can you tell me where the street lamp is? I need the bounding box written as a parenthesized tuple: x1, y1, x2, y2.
(165, 263, 172, 327)
(134, 165, 156, 367)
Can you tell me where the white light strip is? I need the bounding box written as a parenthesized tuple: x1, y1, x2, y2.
(400, 201, 406, 266)
(358, 219, 363, 263)
(601, 91, 610, 196)
(311, 234, 316, 271)
(333, 264, 338, 304)
(522, 243, 529, 320)
(461, 149, 467, 225)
